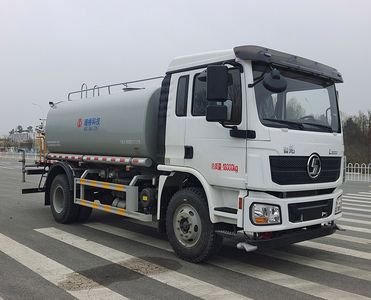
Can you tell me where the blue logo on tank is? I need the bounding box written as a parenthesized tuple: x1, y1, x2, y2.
(82, 117, 101, 131)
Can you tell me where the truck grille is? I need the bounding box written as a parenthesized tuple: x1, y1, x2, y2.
(270, 156, 341, 185)
(288, 199, 333, 223)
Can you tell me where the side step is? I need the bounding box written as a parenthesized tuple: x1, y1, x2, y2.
(22, 188, 46, 194)
(214, 207, 238, 219)
(26, 169, 47, 175)
(214, 207, 237, 214)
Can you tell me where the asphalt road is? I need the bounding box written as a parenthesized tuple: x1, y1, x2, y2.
(0, 158, 371, 300)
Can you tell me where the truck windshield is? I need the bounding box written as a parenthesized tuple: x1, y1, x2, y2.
(252, 63, 340, 133)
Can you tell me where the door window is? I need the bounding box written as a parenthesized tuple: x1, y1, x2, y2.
(191, 68, 242, 125)
(176, 75, 189, 117)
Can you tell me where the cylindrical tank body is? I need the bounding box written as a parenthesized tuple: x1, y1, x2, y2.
(45, 87, 161, 161)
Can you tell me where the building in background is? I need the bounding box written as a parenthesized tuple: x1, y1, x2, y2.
(7, 127, 36, 151)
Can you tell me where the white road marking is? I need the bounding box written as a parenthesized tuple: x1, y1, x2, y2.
(339, 224, 371, 234)
(346, 193, 371, 198)
(340, 217, 371, 226)
(343, 212, 371, 219)
(344, 195, 371, 201)
(36, 227, 249, 300)
(93, 223, 171, 250)
(299, 241, 371, 260)
(85, 223, 370, 300)
(359, 192, 371, 195)
(260, 249, 371, 281)
(0, 233, 128, 300)
(85, 223, 174, 250)
(0, 166, 14, 170)
(342, 203, 371, 209)
(327, 233, 371, 245)
(343, 198, 371, 205)
(210, 257, 370, 300)
(343, 206, 371, 213)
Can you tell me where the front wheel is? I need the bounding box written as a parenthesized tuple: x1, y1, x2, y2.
(50, 174, 80, 224)
(166, 187, 222, 263)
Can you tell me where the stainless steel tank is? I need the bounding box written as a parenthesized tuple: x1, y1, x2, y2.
(45, 87, 161, 161)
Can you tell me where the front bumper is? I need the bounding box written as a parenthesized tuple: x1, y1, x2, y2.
(241, 188, 343, 232)
(246, 223, 337, 249)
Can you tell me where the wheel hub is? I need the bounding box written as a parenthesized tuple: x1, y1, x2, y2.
(180, 218, 191, 233)
(173, 204, 202, 248)
(53, 185, 64, 214)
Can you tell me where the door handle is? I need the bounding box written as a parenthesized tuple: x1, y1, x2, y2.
(184, 146, 193, 159)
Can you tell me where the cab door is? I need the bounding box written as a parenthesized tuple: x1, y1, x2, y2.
(164, 73, 190, 167)
(183, 67, 248, 189)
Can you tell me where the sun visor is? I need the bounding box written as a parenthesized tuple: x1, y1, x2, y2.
(234, 45, 343, 83)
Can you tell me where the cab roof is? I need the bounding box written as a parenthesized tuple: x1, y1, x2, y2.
(166, 45, 343, 83)
(166, 49, 235, 74)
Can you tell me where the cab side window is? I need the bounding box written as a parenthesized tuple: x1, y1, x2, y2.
(191, 68, 242, 125)
(176, 75, 189, 117)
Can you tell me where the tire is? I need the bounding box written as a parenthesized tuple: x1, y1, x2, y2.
(50, 174, 80, 224)
(166, 187, 222, 263)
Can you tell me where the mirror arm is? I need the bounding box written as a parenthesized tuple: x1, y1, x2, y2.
(222, 61, 244, 73)
(248, 76, 264, 88)
(248, 64, 274, 88)
(220, 123, 237, 130)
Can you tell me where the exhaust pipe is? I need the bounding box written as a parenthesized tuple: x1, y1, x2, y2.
(335, 224, 345, 231)
(236, 242, 258, 252)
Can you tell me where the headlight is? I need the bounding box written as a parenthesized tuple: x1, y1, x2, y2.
(251, 203, 281, 225)
(335, 195, 342, 214)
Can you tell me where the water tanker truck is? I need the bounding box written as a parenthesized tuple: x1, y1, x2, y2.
(22, 45, 344, 263)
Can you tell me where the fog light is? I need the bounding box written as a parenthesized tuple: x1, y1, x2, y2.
(335, 195, 342, 214)
(251, 203, 281, 225)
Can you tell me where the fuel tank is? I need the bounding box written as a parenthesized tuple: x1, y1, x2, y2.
(45, 87, 161, 161)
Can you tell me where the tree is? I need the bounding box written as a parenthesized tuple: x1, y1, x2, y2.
(27, 126, 33, 133)
(286, 98, 305, 120)
(1, 138, 12, 148)
(16, 125, 23, 133)
(343, 111, 371, 163)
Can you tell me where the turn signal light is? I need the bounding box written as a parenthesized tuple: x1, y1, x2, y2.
(238, 197, 243, 209)
(254, 217, 268, 224)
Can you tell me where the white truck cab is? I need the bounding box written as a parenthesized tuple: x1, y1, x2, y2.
(159, 45, 343, 255)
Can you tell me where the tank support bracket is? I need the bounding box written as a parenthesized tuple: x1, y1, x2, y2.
(74, 170, 144, 219)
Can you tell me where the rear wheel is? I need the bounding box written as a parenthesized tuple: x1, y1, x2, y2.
(166, 187, 222, 263)
(50, 174, 79, 224)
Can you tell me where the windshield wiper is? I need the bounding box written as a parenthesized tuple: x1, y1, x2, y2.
(301, 122, 333, 132)
(263, 118, 304, 130)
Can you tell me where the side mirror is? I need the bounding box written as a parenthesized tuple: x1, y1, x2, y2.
(206, 105, 228, 122)
(263, 69, 287, 93)
(207, 65, 228, 101)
